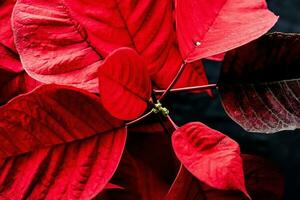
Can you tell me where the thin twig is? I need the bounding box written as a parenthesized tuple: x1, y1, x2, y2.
(159, 61, 186, 101)
(166, 115, 178, 131)
(125, 110, 153, 126)
(154, 84, 217, 94)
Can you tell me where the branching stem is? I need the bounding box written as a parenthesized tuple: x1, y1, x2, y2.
(154, 84, 217, 94)
(159, 61, 186, 100)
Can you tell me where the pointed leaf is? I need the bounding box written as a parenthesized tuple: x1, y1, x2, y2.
(219, 32, 300, 133)
(172, 122, 249, 198)
(12, 0, 209, 91)
(98, 48, 151, 120)
(176, 0, 278, 62)
(0, 84, 123, 158)
(0, 128, 126, 199)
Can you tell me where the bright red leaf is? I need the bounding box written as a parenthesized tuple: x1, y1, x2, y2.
(172, 122, 250, 199)
(175, 0, 278, 62)
(0, 84, 124, 158)
(98, 48, 151, 120)
(0, 128, 127, 199)
(12, 0, 209, 91)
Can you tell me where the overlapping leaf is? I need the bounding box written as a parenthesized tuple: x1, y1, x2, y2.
(0, 128, 126, 199)
(175, 0, 278, 62)
(98, 48, 151, 120)
(0, 84, 124, 158)
(172, 122, 249, 198)
(219, 32, 300, 133)
(12, 0, 210, 91)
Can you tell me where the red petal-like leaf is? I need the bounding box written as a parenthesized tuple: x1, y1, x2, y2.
(98, 48, 151, 120)
(0, 128, 127, 199)
(12, 0, 209, 91)
(0, 84, 124, 158)
(172, 122, 250, 198)
(219, 32, 300, 133)
(175, 0, 278, 62)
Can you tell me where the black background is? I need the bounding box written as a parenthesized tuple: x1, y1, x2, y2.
(168, 1, 300, 199)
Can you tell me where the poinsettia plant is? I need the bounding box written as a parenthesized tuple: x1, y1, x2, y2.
(0, 0, 298, 199)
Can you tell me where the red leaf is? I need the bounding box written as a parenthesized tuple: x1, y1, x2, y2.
(0, 0, 17, 52)
(175, 0, 278, 62)
(0, 84, 124, 158)
(0, 70, 40, 104)
(206, 53, 225, 62)
(242, 155, 284, 200)
(96, 151, 170, 200)
(97, 118, 180, 200)
(104, 183, 124, 190)
(98, 48, 151, 120)
(0, 128, 127, 199)
(172, 122, 250, 198)
(12, 0, 209, 91)
(165, 165, 205, 200)
(218, 32, 300, 133)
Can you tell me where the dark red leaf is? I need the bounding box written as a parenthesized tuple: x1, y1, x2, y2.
(0, 44, 22, 73)
(172, 122, 250, 198)
(0, 70, 40, 104)
(165, 165, 205, 200)
(219, 32, 300, 133)
(96, 151, 170, 200)
(0, 0, 17, 52)
(242, 155, 284, 200)
(0, 84, 124, 158)
(12, 0, 209, 91)
(96, 118, 180, 200)
(0, 128, 127, 199)
(98, 48, 151, 120)
(175, 0, 278, 62)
